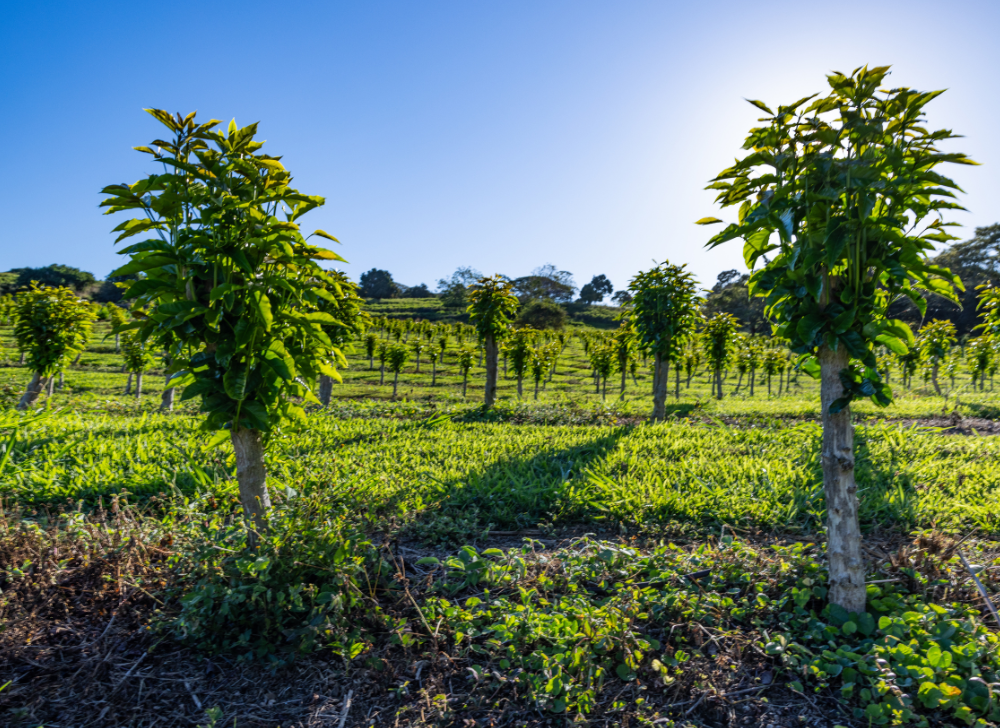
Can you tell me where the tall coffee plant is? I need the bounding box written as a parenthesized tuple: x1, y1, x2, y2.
(702, 313, 740, 398)
(15, 286, 95, 410)
(102, 110, 350, 543)
(699, 66, 973, 612)
(315, 270, 367, 407)
(627, 262, 699, 420)
(468, 275, 518, 407)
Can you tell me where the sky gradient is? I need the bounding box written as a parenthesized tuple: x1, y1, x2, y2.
(3, 1, 998, 294)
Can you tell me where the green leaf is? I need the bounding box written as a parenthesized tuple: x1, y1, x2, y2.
(745, 99, 774, 115)
(223, 359, 249, 400)
(253, 291, 273, 330)
(695, 217, 723, 225)
(312, 230, 340, 243)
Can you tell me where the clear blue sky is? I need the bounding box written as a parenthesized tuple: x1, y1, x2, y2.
(3, 1, 997, 294)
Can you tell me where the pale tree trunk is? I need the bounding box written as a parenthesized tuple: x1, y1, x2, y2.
(318, 375, 334, 406)
(931, 362, 942, 396)
(715, 368, 723, 399)
(18, 352, 25, 366)
(161, 385, 175, 411)
(484, 335, 499, 407)
(462, 370, 468, 398)
(601, 377, 607, 401)
(652, 353, 667, 421)
(749, 367, 755, 396)
(534, 379, 540, 400)
(819, 344, 866, 614)
(135, 372, 143, 399)
(114, 333, 120, 352)
(675, 364, 680, 399)
(368, 356, 374, 370)
(620, 362, 627, 395)
(392, 370, 400, 398)
(230, 427, 271, 548)
(125, 372, 133, 395)
(734, 372, 744, 395)
(48, 376, 55, 396)
(58, 371, 64, 390)
(17, 372, 51, 410)
(517, 374, 523, 399)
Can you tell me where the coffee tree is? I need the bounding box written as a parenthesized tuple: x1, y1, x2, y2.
(918, 319, 956, 396)
(386, 344, 409, 398)
(102, 110, 352, 543)
(121, 331, 155, 398)
(457, 345, 475, 398)
(14, 286, 95, 410)
(627, 262, 700, 420)
(468, 275, 518, 407)
(699, 66, 972, 612)
(702, 313, 740, 399)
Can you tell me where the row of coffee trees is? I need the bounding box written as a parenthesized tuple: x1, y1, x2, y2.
(2, 68, 988, 622)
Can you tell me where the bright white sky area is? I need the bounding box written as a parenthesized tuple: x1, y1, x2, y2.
(2, 0, 997, 293)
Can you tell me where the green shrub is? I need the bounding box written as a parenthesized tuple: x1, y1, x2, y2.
(517, 299, 567, 330)
(161, 493, 384, 665)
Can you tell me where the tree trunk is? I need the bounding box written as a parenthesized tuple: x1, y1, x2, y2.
(18, 351, 25, 366)
(675, 364, 680, 399)
(161, 385, 175, 411)
(369, 356, 374, 370)
(393, 370, 399, 398)
(819, 344, 866, 614)
(135, 372, 143, 399)
(620, 365, 626, 395)
(114, 333, 120, 352)
(931, 362, 942, 396)
(517, 374, 523, 399)
(534, 379, 539, 400)
(484, 335, 498, 407)
(749, 367, 755, 397)
(431, 361, 437, 387)
(318, 375, 333, 406)
(734, 372, 744, 395)
(715, 368, 723, 400)
(379, 364, 385, 385)
(58, 371, 64, 390)
(73, 352, 82, 365)
(652, 353, 667, 421)
(503, 355, 507, 378)
(767, 375, 772, 397)
(602, 377, 607, 402)
(125, 372, 133, 395)
(17, 372, 51, 410)
(462, 371, 468, 398)
(230, 427, 271, 548)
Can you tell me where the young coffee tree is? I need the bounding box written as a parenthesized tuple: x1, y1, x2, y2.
(386, 343, 409, 398)
(457, 345, 475, 398)
(627, 262, 700, 420)
(699, 66, 972, 612)
(468, 275, 518, 407)
(364, 332, 378, 370)
(505, 327, 535, 399)
(918, 319, 957, 396)
(702, 313, 740, 399)
(121, 331, 155, 399)
(102, 110, 352, 543)
(14, 286, 95, 410)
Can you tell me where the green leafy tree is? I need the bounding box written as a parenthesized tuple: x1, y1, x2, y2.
(364, 332, 378, 370)
(504, 327, 535, 398)
(702, 313, 740, 399)
(611, 322, 636, 396)
(627, 262, 700, 420)
(316, 271, 367, 407)
(457, 345, 475, 398)
(588, 340, 615, 400)
(699, 66, 972, 612)
(468, 275, 519, 407)
(966, 337, 992, 391)
(121, 331, 155, 399)
(918, 319, 957, 396)
(376, 341, 389, 385)
(101, 109, 351, 543)
(14, 286, 95, 409)
(386, 343, 409, 398)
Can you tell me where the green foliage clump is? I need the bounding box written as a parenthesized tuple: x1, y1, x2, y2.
(163, 494, 380, 665)
(14, 285, 95, 377)
(516, 298, 567, 330)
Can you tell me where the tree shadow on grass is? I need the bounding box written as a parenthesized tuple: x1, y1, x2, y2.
(399, 426, 635, 536)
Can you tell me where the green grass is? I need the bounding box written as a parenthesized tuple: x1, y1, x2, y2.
(6, 407, 1000, 538)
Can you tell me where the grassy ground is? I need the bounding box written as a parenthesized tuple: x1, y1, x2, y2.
(4, 313, 1000, 727)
